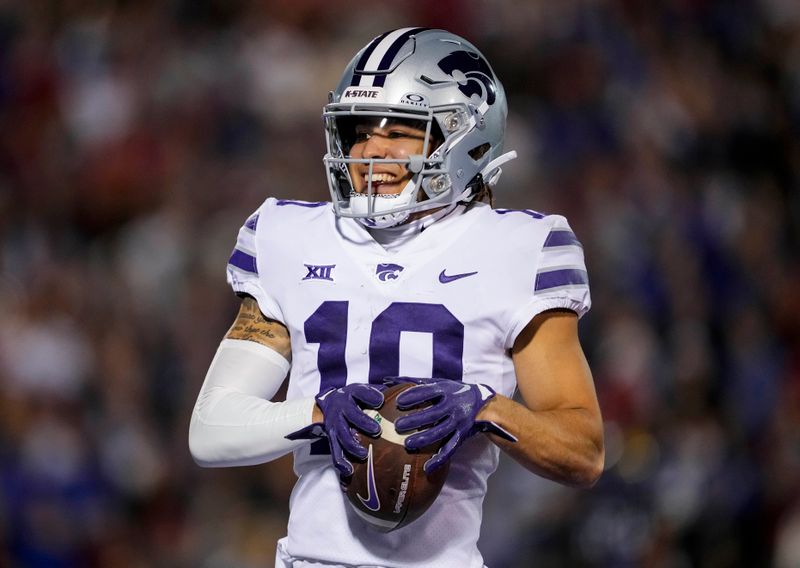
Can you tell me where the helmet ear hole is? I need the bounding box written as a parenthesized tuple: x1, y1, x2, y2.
(468, 143, 491, 161)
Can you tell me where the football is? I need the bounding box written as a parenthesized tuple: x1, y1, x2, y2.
(342, 383, 449, 532)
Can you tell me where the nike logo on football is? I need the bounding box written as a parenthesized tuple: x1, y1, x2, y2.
(438, 269, 478, 284)
(357, 444, 381, 512)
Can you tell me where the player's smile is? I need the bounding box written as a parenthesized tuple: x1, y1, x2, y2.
(347, 118, 429, 195)
(356, 170, 411, 195)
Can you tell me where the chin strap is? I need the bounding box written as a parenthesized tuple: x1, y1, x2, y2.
(352, 176, 418, 229)
(351, 150, 517, 227)
(480, 151, 517, 187)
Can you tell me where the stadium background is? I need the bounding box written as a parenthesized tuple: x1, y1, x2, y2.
(1, 1, 799, 566)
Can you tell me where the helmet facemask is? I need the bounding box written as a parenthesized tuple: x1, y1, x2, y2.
(324, 104, 455, 228)
(323, 103, 486, 228)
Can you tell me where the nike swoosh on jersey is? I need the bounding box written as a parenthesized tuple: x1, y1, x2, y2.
(357, 444, 381, 511)
(438, 269, 478, 284)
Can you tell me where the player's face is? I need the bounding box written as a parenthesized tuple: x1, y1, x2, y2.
(347, 118, 429, 195)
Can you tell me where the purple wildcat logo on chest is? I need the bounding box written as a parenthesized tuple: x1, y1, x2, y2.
(376, 263, 404, 281)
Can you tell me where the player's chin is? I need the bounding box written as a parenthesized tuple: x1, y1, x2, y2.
(377, 183, 406, 196)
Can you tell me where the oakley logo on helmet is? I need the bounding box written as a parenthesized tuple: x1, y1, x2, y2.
(400, 93, 428, 107)
(437, 50, 497, 106)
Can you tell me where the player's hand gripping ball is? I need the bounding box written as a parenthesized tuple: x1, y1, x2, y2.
(395, 377, 518, 474)
(342, 382, 450, 532)
(286, 383, 384, 476)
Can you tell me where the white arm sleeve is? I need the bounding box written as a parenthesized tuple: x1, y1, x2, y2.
(188, 338, 315, 467)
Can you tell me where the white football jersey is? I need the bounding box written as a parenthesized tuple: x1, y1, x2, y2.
(226, 199, 591, 568)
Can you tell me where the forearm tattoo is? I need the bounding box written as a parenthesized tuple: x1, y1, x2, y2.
(225, 297, 292, 360)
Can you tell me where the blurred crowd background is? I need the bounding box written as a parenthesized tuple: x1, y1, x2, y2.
(1, 0, 799, 566)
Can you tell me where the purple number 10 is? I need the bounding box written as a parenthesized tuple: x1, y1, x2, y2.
(304, 301, 464, 454)
(304, 301, 464, 390)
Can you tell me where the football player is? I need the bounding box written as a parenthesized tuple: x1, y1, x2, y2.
(189, 28, 604, 568)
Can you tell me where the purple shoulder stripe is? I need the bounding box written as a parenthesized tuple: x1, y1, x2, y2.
(244, 213, 259, 231)
(543, 229, 582, 248)
(229, 249, 257, 274)
(535, 268, 588, 291)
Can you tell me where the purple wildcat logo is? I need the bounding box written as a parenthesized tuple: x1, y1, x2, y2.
(376, 263, 404, 281)
(437, 50, 497, 106)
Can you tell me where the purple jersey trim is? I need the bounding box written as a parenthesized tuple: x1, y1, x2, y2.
(495, 208, 546, 219)
(275, 200, 327, 208)
(534, 268, 588, 291)
(244, 213, 259, 231)
(229, 249, 258, 274)
(543, 229, 582, 248)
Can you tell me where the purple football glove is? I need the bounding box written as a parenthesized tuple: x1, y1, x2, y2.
(394, 378, 517, 474)
(286, 383, 383, 476)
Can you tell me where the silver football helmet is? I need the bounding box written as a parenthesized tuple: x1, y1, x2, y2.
(323, 27, 516, 228)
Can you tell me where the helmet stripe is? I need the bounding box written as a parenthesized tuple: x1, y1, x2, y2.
(350, 30, 391, 86)
(371, 27, 429, 87)
(352, 27, 430, 87)
(359, 28, 418, 79)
